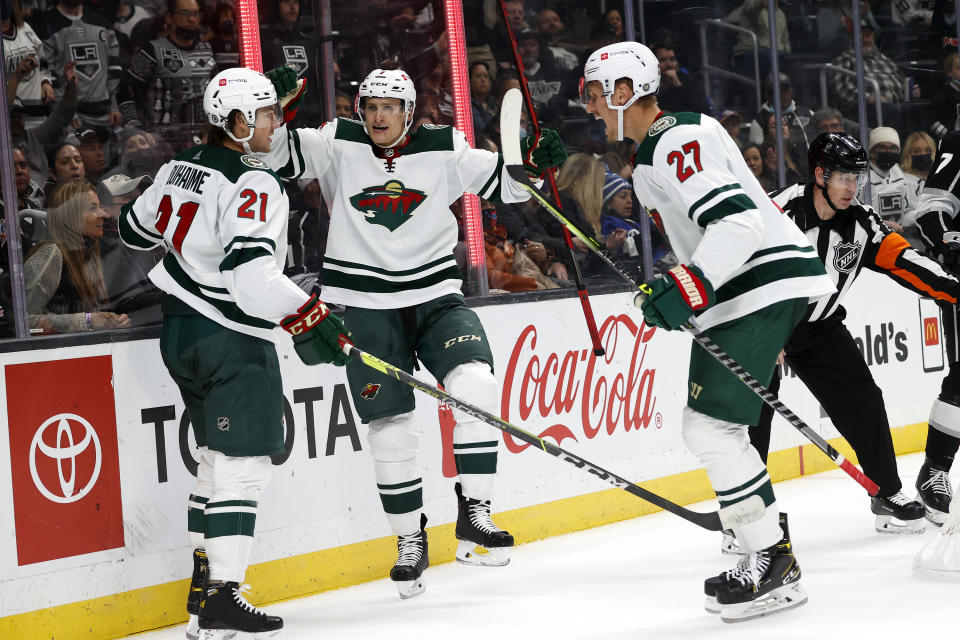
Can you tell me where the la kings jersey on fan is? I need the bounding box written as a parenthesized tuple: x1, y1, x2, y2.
(261, 119, 534, 308)
(770, 183, 960, 323)
(39, 10, 121, 110)
(3, 22, 52, 118)
(631, 113, 835, 329)
(118, 145, 307, 340)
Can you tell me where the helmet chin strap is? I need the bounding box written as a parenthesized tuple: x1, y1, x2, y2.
(816, 174, 846, 213)
(225, 123, 255, 150)
(373, 111, 415, 149)
(604, 93, 641, 142)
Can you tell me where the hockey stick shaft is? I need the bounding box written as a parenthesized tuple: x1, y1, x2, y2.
(341, 340, 724, 531)
(503, 156, 880, 496)
(498, 0, 605, 358)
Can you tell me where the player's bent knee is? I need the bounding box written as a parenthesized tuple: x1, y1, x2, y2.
(444, 360, 497, 417)
(367, 411, 419, 462)
(681, 407, 749, 463)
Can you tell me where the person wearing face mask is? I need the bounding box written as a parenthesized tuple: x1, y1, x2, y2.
(117, 0, 216, 152)
(902, 131, 936, 182)
(860, 127, 921, 235)
(205, 0, 238, 68)
(28, 0, 124, 129)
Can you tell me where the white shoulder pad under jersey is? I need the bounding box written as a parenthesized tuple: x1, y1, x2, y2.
(631, 112, 834, 328)
(120, 144, 307, 339)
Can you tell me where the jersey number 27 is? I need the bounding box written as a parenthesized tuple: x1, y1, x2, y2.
(667, 141, 703, 183)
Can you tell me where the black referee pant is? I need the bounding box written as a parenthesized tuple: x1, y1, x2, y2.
(749, 312, 902, 498)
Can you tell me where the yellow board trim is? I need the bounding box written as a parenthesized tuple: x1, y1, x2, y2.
(1, 422, 926, 640)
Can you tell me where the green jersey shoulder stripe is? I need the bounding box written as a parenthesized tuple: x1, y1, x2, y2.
(687, 184, 742, 220)
(323, 254, 456, 278)
(163, 254, 274, 329)
(322, 264, 462, 294)
(479, 154, 505, 202)
(224, 235, 277, 253)
(634, 112, 703, 167)
(118, 208, 161, 249)
(220, 246, 273, 272)
(278, 129, 306, 180)
(748, 244, 816, 261)
(697, 193, 757, 226)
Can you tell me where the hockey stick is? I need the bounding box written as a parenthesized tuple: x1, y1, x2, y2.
(340, 339, 768, 532)
(499, 89, 880, 497)
(497, 0, 605, 358)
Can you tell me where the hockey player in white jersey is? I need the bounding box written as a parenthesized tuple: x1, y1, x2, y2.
(261, 62, 567, 598)
(119, 67, 352, 639)
(582, 42, 835, 622)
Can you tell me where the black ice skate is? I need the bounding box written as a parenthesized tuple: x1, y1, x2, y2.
(454, 482, 514, 567)
(916, 458, 953, 526)
(705, 513, 786, 613)
(198, 581, 282, 639)
(871, 490, 926, 534)
(710, 513, 807, 622)
(186, 548, 209, 640)
(391, 513, 429, 599)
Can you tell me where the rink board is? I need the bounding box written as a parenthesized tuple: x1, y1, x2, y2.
(0, 270, 943, 639)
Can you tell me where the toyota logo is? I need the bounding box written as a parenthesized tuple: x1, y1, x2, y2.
(29, 413, 102, 504)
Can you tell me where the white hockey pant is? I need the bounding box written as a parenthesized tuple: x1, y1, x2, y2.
(188, 446, 272, 582)
(681, 407, 782, 552)
(444, 360, 500, 502)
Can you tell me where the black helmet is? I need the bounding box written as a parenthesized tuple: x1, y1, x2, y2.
(807, 132, 867, 180)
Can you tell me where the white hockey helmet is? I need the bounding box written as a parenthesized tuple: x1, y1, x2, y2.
(581, 41, 660, 140)
(203, 67, 279, 144)
(355, 67, 417, 148)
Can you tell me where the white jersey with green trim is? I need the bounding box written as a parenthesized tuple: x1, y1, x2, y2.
(261, 118, 532, 309)
(119, 144, 308, 341)
(632, 112, 835, 329)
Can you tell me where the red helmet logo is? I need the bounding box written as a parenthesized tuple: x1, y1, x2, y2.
(601, 53, 609, 60)
(219, 78, 227, 86)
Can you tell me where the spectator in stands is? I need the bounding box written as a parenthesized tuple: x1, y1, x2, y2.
(492, 0, 529, 68)
(761, 141, 802, 187)
(335, 91, 353, 119)
(112, 0, 152, 58)
(3, 2, 55, 128)
(732, 0, 790, 80)
(600, 141, 633, 180)
(13, 148, 44, 211)
(534, 8, 579, 72)
(931, 53, 960, 140)
(516, 28, 576, 128)
(861, 127, 921, 233)
(45, 142, 85, 195)
(205, 0, 239, 69)
(743, 142, 776, 192)
(470, 61, 496, 134)
(748, 73, 813, 153)
(652, 42, 711, 115)
(66, 128, 110, 184)
(597, 9, 624, 45)
(24, 179, 131, 334)
(483, 202, 547, 293)
(762, 112, 806, 176)
(720, 110, 745, 148)
(31, 0, 123, 128)
(119, 0, 217, 151)
(108, 125, 172, 179)
(599, 171, 637, 265)
(831, 22, 920, 114)
(811, 107, 846, 135)
(261, 0, 324, 127)
(901, 131, 936, 182)
(553, 153, 620, 279)
(9, 60, 77, 185)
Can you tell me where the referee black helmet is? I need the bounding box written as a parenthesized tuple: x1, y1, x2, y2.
(807, 132, 867, 180)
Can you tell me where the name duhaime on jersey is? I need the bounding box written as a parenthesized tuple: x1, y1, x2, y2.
(632, 113, 835, 329)
(119, 145, 290, 340)
(262, 118, 530, 309)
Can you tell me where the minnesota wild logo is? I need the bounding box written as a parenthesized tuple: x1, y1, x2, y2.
(349, 180, 427, 231)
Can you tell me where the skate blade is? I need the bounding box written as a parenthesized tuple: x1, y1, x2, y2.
(874, 514, 926, 535)
(455, 541, 510, 567)
(720, 534, 745, 556)
(196, 630, 239, 640)
(395, 578, 425, 599)
(720, 583, 807, 623)
(704, 595, 720, 614)
(920, 506, 949, 527)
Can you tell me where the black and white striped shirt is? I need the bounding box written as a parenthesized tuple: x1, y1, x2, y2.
(772, 183, 960, 322)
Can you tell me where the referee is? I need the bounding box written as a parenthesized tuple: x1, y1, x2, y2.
(751, 133, 960, 535)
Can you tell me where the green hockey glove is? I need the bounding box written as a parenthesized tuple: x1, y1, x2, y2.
(266, 65, 307, 123)
(636, 264, 715, 331)
(519, 129, 568, 179)
(280, 295, 352, 366)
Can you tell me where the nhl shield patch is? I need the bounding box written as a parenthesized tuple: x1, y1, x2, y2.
(832, 240, 861, 273)
(360, 383, 381, 400)
(217, 416, 230, 431)
(349, 180, 426, 231)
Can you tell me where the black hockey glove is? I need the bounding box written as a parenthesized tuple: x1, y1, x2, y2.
(266, 65, 307, 123)
(519, 129, 568, 179)
(281, 295, 352, 367)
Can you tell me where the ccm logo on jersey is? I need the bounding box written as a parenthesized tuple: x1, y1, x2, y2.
(443, 334, 483, 349)
(667, 265, 708, 309)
